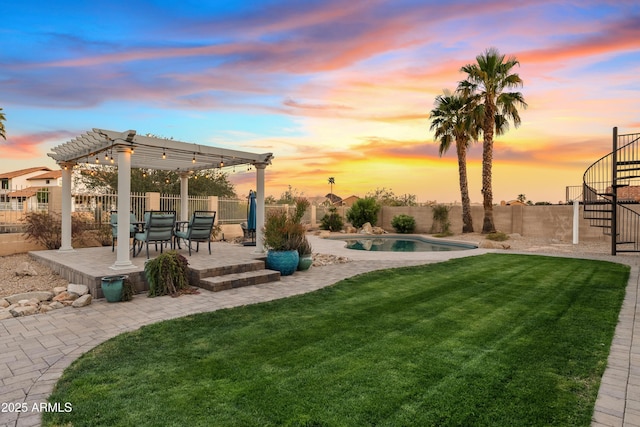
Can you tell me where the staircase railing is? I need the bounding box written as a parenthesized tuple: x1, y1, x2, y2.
(583, 128, 640, 255)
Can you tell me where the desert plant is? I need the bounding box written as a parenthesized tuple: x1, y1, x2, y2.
(346, 197, 380, 229)
(320, 206, 344, 231)
(262, 209, 306, 252)
(431, 204, 452, 236)
(121, 276, 136, 302)
(391, 214, 416, 234)
(297, 236, 313, 257)
(144, 251, 190, 297)
(22, 212, 87, 249)
(292, 197, 311, 224)
(486, 232, 509, 241)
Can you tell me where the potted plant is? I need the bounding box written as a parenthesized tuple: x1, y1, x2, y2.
(297, 236, 313, 271)
(262, 209, 303, 276)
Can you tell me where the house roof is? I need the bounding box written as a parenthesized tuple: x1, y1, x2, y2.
(0, 166, 52, 179)
(28, 170, 62, 180)
(7, 186, 44, 198)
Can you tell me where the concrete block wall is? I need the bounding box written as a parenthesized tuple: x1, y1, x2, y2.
(379, 204, 608, 242)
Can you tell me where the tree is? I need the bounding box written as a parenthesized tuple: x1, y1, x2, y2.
(459, 47, 527, 233)
(328, 177, 335, 197)
(429, 90, 481, 233)
(75, 167, 236, 197)
(517, 194, 526, 203)
(0, 107, 6, 140)
(365, 187, 417, 207)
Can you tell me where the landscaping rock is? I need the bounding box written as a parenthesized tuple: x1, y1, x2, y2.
(15, 262, 38, 277)
(5, 291, 54, 304)
(360, 222, 373, 234)
(72, 294, 92, 308)
(53, 286, 67, 295)
(10, 305, 38, 317)
(67, 284, 89, 296)
(0, 298, 9, 309)
(0, 310, 13, 320)
(48, 301, 65, 310)
(53, 291, 78, 302)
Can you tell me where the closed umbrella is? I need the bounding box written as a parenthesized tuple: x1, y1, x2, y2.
(244, 190, 257, 246)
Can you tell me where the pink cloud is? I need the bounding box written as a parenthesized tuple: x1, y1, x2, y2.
(0, 130, 76, 159)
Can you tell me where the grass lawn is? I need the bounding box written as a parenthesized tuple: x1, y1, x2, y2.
(44, 254, 630, 426)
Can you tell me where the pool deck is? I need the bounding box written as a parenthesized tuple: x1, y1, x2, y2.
(1, 234, 639, 426)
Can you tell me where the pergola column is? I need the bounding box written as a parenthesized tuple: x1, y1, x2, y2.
(111, 147, 135, 270)
(254, 162, 267, 253)
(180, 172, 189, 222)
(59, 162, 75, 252)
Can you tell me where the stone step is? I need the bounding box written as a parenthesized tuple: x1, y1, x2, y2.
(199, 269, 281, 292)
(189, 260, 266, 282)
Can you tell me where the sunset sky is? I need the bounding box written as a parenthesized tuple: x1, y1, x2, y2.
(1, 1, 639, 204)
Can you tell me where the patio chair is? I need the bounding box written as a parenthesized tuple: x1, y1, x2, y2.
(110, 211, 138, 252)
(174, 211, 216, 255)
(133, 211, 176, 258)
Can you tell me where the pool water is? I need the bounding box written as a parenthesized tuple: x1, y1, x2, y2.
(339, 236, 476, 252)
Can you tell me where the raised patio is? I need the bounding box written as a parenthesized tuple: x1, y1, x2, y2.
(29, 242, 280, 299)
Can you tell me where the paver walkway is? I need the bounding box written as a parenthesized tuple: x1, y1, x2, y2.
(0, 236, 638, 426)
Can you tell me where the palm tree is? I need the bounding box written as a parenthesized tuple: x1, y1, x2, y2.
(429, 90, 481, 233)
(0, 108, 6, 140)
(459, 47, 527, 233)
(328, 177, 335, 196)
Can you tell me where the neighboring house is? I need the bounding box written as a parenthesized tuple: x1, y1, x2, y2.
(339, 195, 360, 208)
(0, 166, 60, 210)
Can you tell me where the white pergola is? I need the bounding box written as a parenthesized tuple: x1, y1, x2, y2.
(48, 128, 273, 270)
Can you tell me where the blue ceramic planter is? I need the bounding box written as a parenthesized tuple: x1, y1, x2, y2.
(101, 275, 126, 302)
(266, 250, 299, 276)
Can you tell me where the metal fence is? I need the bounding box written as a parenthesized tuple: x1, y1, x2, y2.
(160, 193, 210, 219)
(0, 187, 50, 225)
(218, 198, 248, 224)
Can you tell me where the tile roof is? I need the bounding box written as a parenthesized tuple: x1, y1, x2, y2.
(0, 166, 52, 179)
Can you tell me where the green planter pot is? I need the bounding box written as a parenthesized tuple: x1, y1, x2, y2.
(297, 255, 313, 271)
(101, 275, 126, 302)
(266, 250, 299, 276)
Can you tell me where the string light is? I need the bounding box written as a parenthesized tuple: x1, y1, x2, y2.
(192, 153, 196, 164)
(104, 152, 109, 161)
(95, 156, 99, 164)
(162, 149, 166, 160)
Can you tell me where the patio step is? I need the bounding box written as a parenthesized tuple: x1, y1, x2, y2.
(198, 269, 281, 292)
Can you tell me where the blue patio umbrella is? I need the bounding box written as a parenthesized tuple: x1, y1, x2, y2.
(248, 190, 256, 231)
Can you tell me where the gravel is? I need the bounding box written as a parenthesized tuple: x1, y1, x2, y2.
(0, 253, 69, 299)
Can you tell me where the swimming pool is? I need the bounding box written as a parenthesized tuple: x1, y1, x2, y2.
(333, 235, 477, 252)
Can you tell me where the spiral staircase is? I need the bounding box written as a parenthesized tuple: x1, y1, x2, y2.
(583, 128, 640, 255)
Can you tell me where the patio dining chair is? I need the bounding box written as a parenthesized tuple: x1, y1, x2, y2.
(133, 211, 176, 258)
(110, 211, 138, 252)
(174, 210, 216, 255)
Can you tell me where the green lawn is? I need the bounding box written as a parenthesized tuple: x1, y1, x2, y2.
(44, 254, 630, 427)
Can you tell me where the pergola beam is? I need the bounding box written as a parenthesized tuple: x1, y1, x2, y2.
(48, 128, 273, 268)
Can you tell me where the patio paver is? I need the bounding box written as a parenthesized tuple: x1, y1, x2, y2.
(0, 236, 638, 426)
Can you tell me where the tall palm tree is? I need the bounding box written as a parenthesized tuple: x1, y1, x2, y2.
(430, 90, 481, 233)
(459, 47, 527, 233)
(328, 177, 335, 196)
(0, 108, 6, 140)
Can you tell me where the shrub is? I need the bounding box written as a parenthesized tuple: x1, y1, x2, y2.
(346, 197, 380, 229)
(144, 251, 190, 297)
(486, 232, 510, 241)
(22, 212, 87, 250)
(262, 209, 305, 251)
(431, 204, 452, 236)
(320, 206, 344, 232)
(391, 214, 416, 233)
